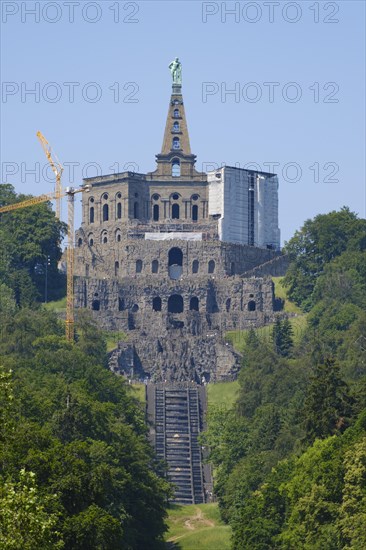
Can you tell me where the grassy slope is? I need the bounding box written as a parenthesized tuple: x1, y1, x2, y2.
(165, 503, 231, 549)
(130, 382, 146, 403)
(43, 297, 66, 312)
(207, 380, 239, 409)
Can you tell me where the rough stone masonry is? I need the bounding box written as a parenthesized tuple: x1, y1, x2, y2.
(73, 64, 288, 382)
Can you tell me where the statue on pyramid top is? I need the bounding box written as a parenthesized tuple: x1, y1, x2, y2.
(169, 57, 182, 85)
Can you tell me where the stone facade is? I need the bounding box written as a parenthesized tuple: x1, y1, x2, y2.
(73, 76, 286, 382)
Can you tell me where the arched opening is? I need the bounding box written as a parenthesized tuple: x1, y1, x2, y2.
(115, 230, 121, 242)
(192, 260, 199, 274)
(192, 204, 198, 222)
(173, 108, 179, 118)
(78, 237, 82, 247)
(103, 204, 109, 222)
(89, 207, 94, 223)
(172, 137, 180, 149)
(101, 232, 108, 244)
(152, 260, 159, 274)
(92, 300, 100, 311)
(117, 202, 122, 219)
(131, 304, 139, 313)
(172, 203, 180, 219)
(153, 297, 162, 312)
(208, 260, 215, 274)
(190, 297, 199, 311)
(168, 294, 183, 313)
(248, 300, 256, 311)
(173, 121, 179, 131)
(136, 259, 142, 273)
(168, 247, 183, 279)
(118, 297, 124, 311)
(115, 261, 119, 277)
(169, 247, 183, 266)
(172, 159, 180, 177)
(226, 298, 231, 312)
(133, 202, 139, 219)
(89, 238, 94, 246)
(153, 204, 159, 221)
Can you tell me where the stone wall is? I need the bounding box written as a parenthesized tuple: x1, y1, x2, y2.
(241, 254, 290, 278)
(74, 235, 280, 280)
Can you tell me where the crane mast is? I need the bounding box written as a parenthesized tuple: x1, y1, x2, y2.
(36, 131, 63, 220)
(0, 184, 90, 341)
(66, 189, 75, 341)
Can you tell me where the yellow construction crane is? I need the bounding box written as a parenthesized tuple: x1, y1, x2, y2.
(36, 131, 63, 220)
(0, 184, 91, 341)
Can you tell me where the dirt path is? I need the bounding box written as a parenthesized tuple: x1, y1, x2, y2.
(184, 506, 215, 531)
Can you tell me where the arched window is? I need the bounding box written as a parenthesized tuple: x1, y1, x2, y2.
(152, 260, 159, 274)
(101, 231, 108, 244)
(153, 297, 162, 312)
(92, 300, 100, 311)
(115, 261, 119, 277)
(173, 121, 179, 131)
(118, 297, 124, 311)
(169, 247, 183, 266)
(172, 203, 180, 219)
(89, 237, 94, 246)
(208, 260, 215, 274)
(115, 230, 121, 242)
(78, 237, 82, 247)
(172, 159, 180, 177)
(168, 294, 183, 313)
(117, 202, 122, 219)
(174, 108, 179, 118)
(131, 304, 139, 313)
(248, 300, 256, 311)
(192, 204, 198, 222)
(226, 298, 231, 312)
(134, 202, 139, 219)
(190, 297, 199, 311)
(168, 247, 183, 279)
(192, 260, 199, 274)
(103, 204, 109, 222)
(136, 259, 142, 273)
(153, 204, 159, 221)
(172, 137, 180, 149)
(89, 206, 94, 223)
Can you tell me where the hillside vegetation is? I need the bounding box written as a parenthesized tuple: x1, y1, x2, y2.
(203, 208, 366, 549)
(0, 185, 171, 550)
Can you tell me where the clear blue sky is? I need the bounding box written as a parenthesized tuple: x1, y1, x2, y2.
(1, 0, 365, 244)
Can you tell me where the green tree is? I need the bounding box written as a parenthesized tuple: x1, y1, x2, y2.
(283, 208, 366, 310)
(272, 317, 294, 357)
(303, 359, 353, 444)
(338, 438, 366, 550)
(0, 283, 16, 316)
(0, 469, 63, 550)
(0, 184, 67, 304)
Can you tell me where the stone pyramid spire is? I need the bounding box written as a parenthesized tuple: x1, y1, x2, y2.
(151, 58, 200, 179)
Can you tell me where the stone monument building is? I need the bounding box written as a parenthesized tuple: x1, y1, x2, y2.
(74, 61, 286, 383)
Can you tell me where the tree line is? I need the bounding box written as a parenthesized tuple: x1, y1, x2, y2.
(202, 207, 366, 549)
(0, 185, 171, 549)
